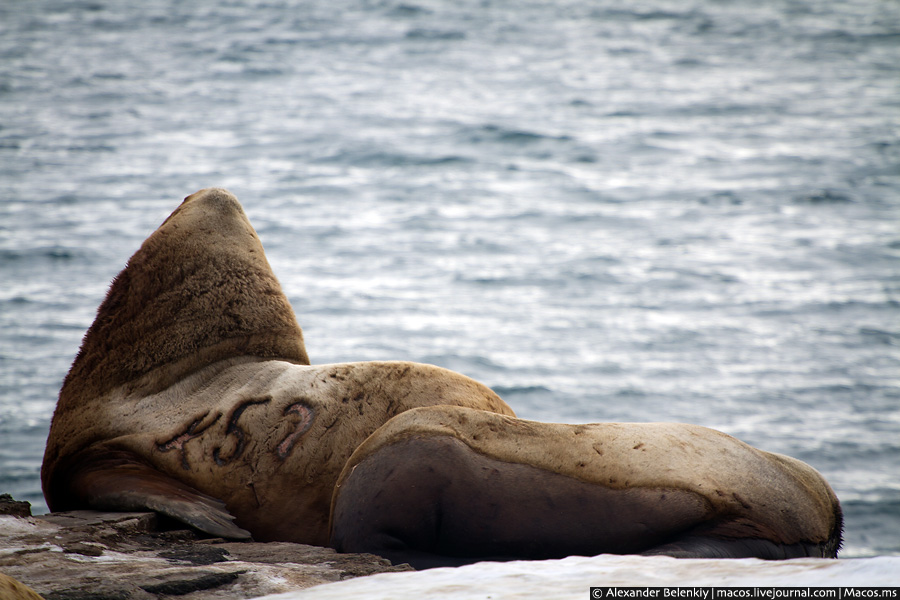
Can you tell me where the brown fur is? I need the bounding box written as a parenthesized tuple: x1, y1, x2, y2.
(58, 188, 308, 404)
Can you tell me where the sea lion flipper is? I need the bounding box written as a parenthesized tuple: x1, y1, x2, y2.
(64, 449, 252, 540)
(640, 532, 830, 559)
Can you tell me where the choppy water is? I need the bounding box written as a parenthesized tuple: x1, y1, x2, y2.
(1, 0, 898, 558)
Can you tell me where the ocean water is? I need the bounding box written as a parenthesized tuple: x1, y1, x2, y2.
(1, 0, 898, 561)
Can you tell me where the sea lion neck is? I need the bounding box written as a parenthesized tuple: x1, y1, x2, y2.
(59, 188, 309, 404)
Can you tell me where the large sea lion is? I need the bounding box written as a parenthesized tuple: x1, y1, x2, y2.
(330, 406, 842, 568)
(41, 188, 513, 545)
(43, 187, 841, 566)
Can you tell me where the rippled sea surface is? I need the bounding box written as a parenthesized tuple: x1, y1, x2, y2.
(2, 0, 898, 557)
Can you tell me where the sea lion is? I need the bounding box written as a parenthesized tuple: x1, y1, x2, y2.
(330, 406, 843, 568)
(43, 187, 842, 565)
(41, 188, 513, 545)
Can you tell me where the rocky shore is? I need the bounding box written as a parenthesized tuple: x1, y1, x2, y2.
(0, 495, 412, 600)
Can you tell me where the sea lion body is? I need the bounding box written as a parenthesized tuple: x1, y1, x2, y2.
(42, 187, 841, 565)
(44, 358, 511, 545)
(330, 406, 842, 568)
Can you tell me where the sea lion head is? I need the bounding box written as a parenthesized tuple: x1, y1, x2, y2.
(53, 187, 309, 412)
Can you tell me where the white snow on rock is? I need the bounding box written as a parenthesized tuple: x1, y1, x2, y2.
(259, 554, 900, 600)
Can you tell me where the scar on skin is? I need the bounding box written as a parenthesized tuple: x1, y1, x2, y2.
(157, 411, 222, 469)
(157, 411, 222, 453)
(277, 402, 315, 459)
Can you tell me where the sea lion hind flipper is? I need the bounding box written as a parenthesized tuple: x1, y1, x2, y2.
(639, 514, 841, 559)
(62, 449, 252, 540)
(640, 533, 830, 559)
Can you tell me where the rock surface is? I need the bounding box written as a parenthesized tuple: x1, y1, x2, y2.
(0, 495, 412, 600)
